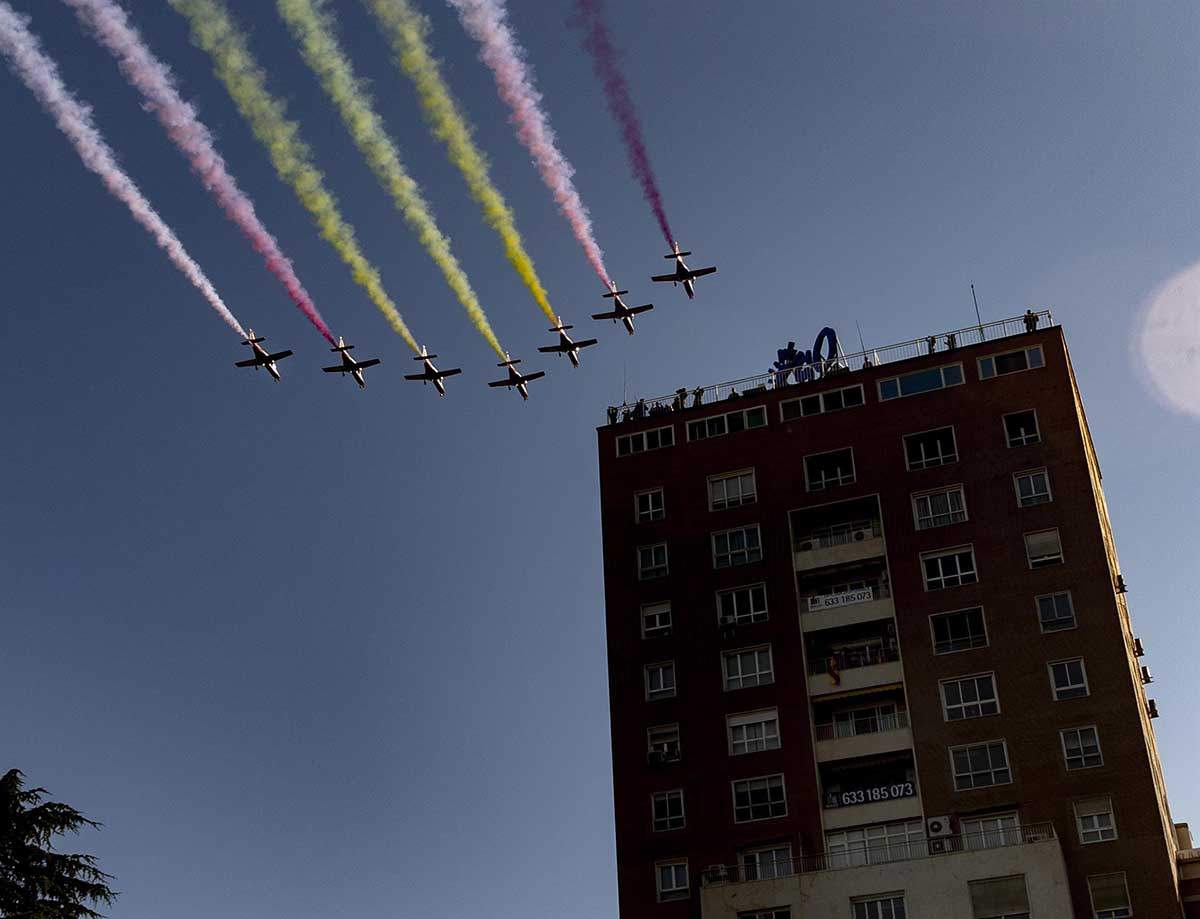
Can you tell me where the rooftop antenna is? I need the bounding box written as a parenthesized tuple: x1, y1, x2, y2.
(855, 320, 867, 354)
(971, 283, 984, 339)
(622, 361, 628, 405)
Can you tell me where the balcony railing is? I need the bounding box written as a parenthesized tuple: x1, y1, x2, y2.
(795, 520, 881, 552)
(700, 822, 1057, 886)
(808, 643, 899, 676)
(606, 310, 1054, 422)
(814, 709, 908, 742)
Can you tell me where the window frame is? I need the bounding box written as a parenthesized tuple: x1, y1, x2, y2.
(779, 383, 865, 421)
(1087, 872, 1132, 918)
(929, 606, 989, 655)
(1024, 528, 1064, 568)
(940, 671, 1000, 721)
(978, 344, 1045, 380)
(686, 405, 768, 442)
(1036, 590, 1077, 633)
(738, 843, 794, 881)
(712, 524, 764, 569)
(960, 813, 1020, 850)
(1061, 725, 1104, 771)
(730, 773, 788, 823)
(920, 544, 979, 590)
(912, 484, 968, 530)
(968, 874, 1031, 918)
(726, 707, 781, 756)
(850, 892, 908, 919)
(950, 739, 1013, 791)
(1003, 409, 1041, 447)
(637, 542, 669, 580)
(640, 601, 672, 639)
(1013, 468, 1053, 507)
(722, 644, 775, 691)
(903, 425, 959, 470)
(803, 446, 856, 491)
(878, 362, 965, 401)
(1075, 795, 1118, 845)
(635, 487, 665, 523)
(654, 859, 689, 902)
(647, 723, 681, 762)
(644, 660, 677, 701)
(1049, 657, 1090, 700)
(651, 788, 686, 832)
(616, 424, 674, 457)
(717, 582, 769, 626)
(709, 469, 758, 512)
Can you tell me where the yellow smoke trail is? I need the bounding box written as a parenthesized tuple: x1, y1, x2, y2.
(169, 0, 420, 352)
(275, 0, 505, 359)
(366, 0, 557, 325)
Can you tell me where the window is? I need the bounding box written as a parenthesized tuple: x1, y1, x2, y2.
(1037, 591, 1076, 632)
(1050, 658, 1089, 700)
(968, 875, 1030, 918)
(1075, 796, 1117, 843)
(647, 724, 680, 762)
(961, 813, 1019, 850)
(723, 646, 774, 690)
(687, 406, 767, 441)
(780, 383, 864, 420)
(1024, 529, 1063, 568)
(727, 709, 780, 755)
(718, 583, 768, 626)
(1062, 726, 1103, 770)
(827, 820, 926, 868)
(1088, 872, 1132, 918)
(739, 844, 792, 881)
(913, 486, 967, 529)
(903, 426, 958, 469)
(616, 424, 673, 457)
(804, 447, 855, 490)
(740, 910, 790, 919)
(941, 673, 999, 720)
(732, 774, 787, 822)
(655, 860, 688, 902)
(951, 740, 1012, 789)
(851, 893, 907, 919)
(879, 363, 964, 400)
(635, 488, 664, 523)
(1013, 469, 1052, 507)
(713, 525, 763, 569)
(709, 470, 757, 511)
(979, 345, 1045, 380)
(644, 661, 676, 701)
(1003, 410, 1041, 447)
(931, 607, 988, 654)
(638, 543, 668, 579)
(652, 790, 685, 831)
(921, 546, 978, 589)
(641, 602, 672, 639)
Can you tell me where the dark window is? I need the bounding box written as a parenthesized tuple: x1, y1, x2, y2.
(922, 546, 978, 590)
(904, 427, 958, 469)
(931, 607, 988, 654)
(804, 448, 855, 490)
(718, 584, 768, 625)
(616, 425, 674, 456)
(980, 346, 1044, 379)
(1004, 410, 1040, 446)
(879, 364, 964, 400)
(1037, 592, 1076, 632)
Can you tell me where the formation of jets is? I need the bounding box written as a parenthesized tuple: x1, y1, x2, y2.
(236, 243, 716, 397)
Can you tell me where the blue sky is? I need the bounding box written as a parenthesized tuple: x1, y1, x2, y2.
(2, 2, 1199, 916)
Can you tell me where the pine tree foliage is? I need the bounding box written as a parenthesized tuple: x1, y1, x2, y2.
(0, 770, 116, 919)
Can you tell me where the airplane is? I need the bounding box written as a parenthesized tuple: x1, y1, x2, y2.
(321, 336, 381, 389)
(487, 352, 545, 401)
(591, 281, 654, 335)
(650, 240, 717, 299)
(233, 328, 293, 382)
(403, 344, 462, 396)
(537, 317, 598, 368)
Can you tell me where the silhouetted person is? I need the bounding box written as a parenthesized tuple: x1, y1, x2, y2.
(1024, 309, 1039, 332)
(691, 387, 704, 407)
(606, 405, 618, 425)
(945, 333, 957, 350)
(635, 398, 646, 418)
(926, 336, 937, 354)
(673, 388, 688, 410)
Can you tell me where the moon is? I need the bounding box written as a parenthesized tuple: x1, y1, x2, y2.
(1138, 261, 1200, 419)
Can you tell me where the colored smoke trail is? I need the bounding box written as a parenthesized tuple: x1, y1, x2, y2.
(65, 0, 335, 345)
(275, 0, 505, 359)
(0, 2, 244, 337)
(573, 0, 673, 247)
(169, 0, 420, 352)
(447, 0, 611, 288)
(366, 0, 557, 325)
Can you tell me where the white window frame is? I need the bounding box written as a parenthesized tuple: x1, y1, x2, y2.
(968, 874, 1031, 918)
(1013, 468, 1052, 507)
(1036, 590, 1076, 632)
(651, 789, 685, 832)
(878, 362, 965, 400)
(1075, 796, 1117, 844)
(903, 425, 959, 470)
(912, 484, 968, 530)
(1003, 408, 1041, 447)
(709, 469, 757, 511)
(979, 344, 1045, 380)
(731, 773, 787, 823)
(723, 645, 774, 691)
(637, 542, 669, 580)
(635, 487, 665, 523)
(1024, 528, 1064, 568)
(960, 813, 1020, 850)
(727, 708, 781, 755)
(1061, 725, 1103, 771)
(921, 545, 978, 590)
(738, 843, 793, 881)
(950, 739, 1013, 790)
(712, 524, 763, 569)
(641, 602, 672, 639)
(644, 661, 676, 701)
(929, 606, 989, 655)
(803, 447, 856, 491)
(655, 859, 689, 902)
(616, 424, 674, 457)
(686, 405, 768, 442)
(647, 723, 680, 762)
(1049, 657, 1089, 700)
(1087, 872, 1132, 918)
(851, 892, 908, 919)
(940, 672, 1000, 720)
(717, 582, 769, 626)
(826, 819, 926, 868)
(738, 910, 791, 919)
(779, 383, 865, 421)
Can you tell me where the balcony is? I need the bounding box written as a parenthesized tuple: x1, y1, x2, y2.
(801, 582, 894, 632)
(794, 521, 884, 572)
(807, 644, 901, 697)
(814, 711, 912, 763)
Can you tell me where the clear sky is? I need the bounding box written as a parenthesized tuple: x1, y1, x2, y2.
(2, 2, 1199, 916)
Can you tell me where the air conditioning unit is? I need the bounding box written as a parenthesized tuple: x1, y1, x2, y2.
(647, 749, 667, 765)
(928, 837, 953, 855)
(1148, 699, 1160, 719)
(798, 540, 815, 552)
(852, 527, 871, 542)
(1116, 574, 1128, 593)
(926, 815, 953, 838)
(719, 615, 737, 629)
(1141, 666, 1154, 685)
(1133, 637, 1146, 657)
(703, 865, 728, 884)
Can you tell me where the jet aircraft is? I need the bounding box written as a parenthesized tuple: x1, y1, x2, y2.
(403, 345, 462, 395)
(234, 328, 293, 382)
(537, 318, 598, 368)
(321, 336, 381, 389)
(487, 353, 545, 401)
(591, 282, 654, 335)
(650, 240, 717, 299)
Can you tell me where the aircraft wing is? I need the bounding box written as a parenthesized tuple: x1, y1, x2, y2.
(321, 365, 346, 373)
(234, 357, 261, 368)
(268, 349, 294, 361)
(650, 273, 678, 282)
(403, 372, 430, 381)
(686, 266, 717, 279)
(537, 344, 567, 353)
(439, 368, 463, 378)
(576, 338, 599, 348)
(521, 371, 546, 383)
(629, 305, 654, 316)
(487, 378, 510, 388)
(591, 309, 620, 320)
(355, 359, 382, 369)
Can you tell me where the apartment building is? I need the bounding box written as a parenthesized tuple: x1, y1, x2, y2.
(596, 313, 1185, 919)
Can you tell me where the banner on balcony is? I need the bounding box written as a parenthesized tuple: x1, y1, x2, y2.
(808, 586, 874, 611)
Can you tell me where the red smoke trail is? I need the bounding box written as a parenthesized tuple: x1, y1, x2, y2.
(65, 0, 336, 345)
(0, 2, 245, 337)
(573, 0, 673, 247)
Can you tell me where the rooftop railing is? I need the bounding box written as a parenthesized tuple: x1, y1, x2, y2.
(605, 310, 1054, 423)
(701, 822, 1057, 886)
